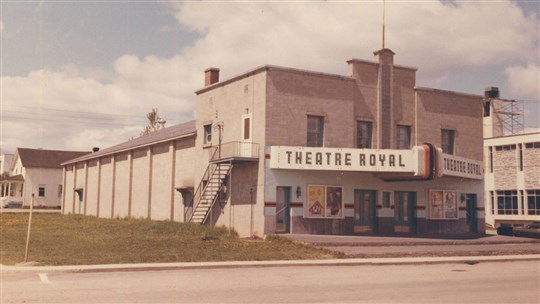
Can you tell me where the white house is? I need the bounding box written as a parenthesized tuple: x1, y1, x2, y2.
(1, 148, 89, 208)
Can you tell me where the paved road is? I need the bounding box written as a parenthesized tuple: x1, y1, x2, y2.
(325, 242, 540, 257)
(2, 260, 539, 303)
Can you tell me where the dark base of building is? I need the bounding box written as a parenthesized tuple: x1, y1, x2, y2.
(265, 216, 485, 236)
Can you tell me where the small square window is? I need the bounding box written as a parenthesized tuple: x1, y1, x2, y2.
(38, 185, 45, 197)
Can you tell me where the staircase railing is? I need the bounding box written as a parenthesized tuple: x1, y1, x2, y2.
(201, 165, 231, 225)
(210, 141, 260, 162)
(186, 147, 219, 223)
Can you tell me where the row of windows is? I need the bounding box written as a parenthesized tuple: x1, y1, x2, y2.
(308, 116, 455, 153)
(490, 190, 540, 216)
(203, 116, 456, 152)
(488, 142, 539, 172)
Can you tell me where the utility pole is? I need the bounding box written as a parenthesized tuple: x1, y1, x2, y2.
(24, 194, 35, 262)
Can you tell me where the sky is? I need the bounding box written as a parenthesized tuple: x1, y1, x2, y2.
(1, 0, 539, 154)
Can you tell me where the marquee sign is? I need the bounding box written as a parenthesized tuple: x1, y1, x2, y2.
(440, 154, 483, 180)
(270, 146, 423, 174)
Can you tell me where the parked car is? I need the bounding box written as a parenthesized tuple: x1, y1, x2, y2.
(496, 225, 514, 236)
(513, 222, 540, 239)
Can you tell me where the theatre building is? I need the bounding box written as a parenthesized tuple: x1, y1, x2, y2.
(62, 48, 485, 237)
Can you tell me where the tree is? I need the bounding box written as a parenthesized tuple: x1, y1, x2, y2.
(140, 108, 166, 136)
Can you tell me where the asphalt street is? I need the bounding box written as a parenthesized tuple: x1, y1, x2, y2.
(2, 260, 539, 303)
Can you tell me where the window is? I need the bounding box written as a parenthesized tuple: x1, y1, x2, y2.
(241, 114, 252, 141)
(38, 185, 46, 197)
(490, 191, 495, 215)
(489, 147, 493, 173)
(58, 185, 63, 198)
(243, 116, 251, 140)
(525, 142, 540, 149)
(441, 129, 455, 154)
(203, 124, 212, 145)
(495, 144, 516, 151)
(496, 190, 518, 215)
(518, 144, 523, 171)
(527, 190, 540, 215)
(396, 125, 411, 149)
(520, 190, 525, 215)
(307, 115, 324, 147)
(356, 121, 372, 148)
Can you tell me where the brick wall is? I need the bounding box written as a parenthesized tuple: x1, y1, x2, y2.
(493, 149, 518, 189)
(524, 146, 540, 188)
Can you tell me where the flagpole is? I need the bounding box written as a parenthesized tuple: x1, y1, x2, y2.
(382, 0, 386, 49)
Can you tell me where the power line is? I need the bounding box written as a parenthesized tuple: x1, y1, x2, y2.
(2, 104, 148, 119)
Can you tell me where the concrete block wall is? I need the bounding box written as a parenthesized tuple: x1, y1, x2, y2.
(131, 148, 150, 219)
(416, 89, 483, 160)
(114, 152, 130, 218)
(265, 68, 355, 147)
(62, 136, 197, 223)
(86, 159, 99, 216)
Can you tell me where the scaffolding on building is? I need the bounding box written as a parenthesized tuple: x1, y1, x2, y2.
(494, 99, 524, 136)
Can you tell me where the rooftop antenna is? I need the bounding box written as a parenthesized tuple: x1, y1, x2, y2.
(382, 0, 386, 49)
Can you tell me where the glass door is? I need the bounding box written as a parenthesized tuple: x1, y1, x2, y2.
(394, 191, 416, 233)
(275, 187, 291, 233)
(354, 190, 377, 233)
(466, 194, 478, 233)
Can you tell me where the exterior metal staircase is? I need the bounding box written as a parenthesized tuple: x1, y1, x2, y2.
(188, 162, 232, 224)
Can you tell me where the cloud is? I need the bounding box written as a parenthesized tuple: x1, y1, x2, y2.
(1, 0, 539, 153)
(505, 63, 540, 100)
(173, 1, 538, 85)
(0, 60, 195, 154)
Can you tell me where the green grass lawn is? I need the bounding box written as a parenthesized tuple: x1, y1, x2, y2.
(0, 213, 342, 265)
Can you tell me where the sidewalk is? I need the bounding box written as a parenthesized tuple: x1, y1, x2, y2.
(3, 254, 539, 274)
(286, 231, 540, 246)
(285, 233, 540, 258)
(0, 208, 61, 214)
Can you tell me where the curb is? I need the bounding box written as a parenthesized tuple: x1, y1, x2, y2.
(2, 254, 539, 274)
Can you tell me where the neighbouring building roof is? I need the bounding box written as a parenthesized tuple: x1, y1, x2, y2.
(63, 120, 197, 165)
(17, 148, 90, 169)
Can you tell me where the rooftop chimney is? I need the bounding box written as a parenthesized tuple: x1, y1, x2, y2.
(204, 68, 220, 87)
(484, 87, 499, 98)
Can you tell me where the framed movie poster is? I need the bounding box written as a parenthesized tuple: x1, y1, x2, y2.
(326, 186, 343, 217)
(307, 185, 325, 217)
(306, 185, 343, 218)
(443, 191, 458, 219)
(429, 190, 458, 220)
(429, 190, 444, 219)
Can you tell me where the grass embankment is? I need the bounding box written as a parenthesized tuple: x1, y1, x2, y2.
(1, 213, 341, 265)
